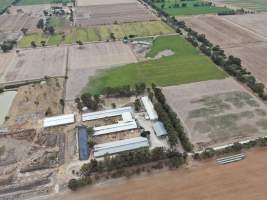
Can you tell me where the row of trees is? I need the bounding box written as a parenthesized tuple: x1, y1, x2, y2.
(194, 137, 267, 160)
(102, 82, 146, 97)
(75, 93, 101, 112)
(152, 86, 193, 151)
(69, 147, 186, 190)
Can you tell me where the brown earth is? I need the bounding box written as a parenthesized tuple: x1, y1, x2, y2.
(42, 148, 267, 200)
(74, 2, 157, 26)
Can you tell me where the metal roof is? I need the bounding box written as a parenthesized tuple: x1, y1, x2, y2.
(93, 121, 137, 136)
(94, 137, 149, 157)
(78, 127, 89, 160)
(82, 107, 133, 122)
(153, 121, 168, 137)
(43, 114, 75, 128)
(141, 96, 158, 120)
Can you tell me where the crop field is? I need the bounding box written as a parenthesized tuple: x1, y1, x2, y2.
(163, 78, 267, 150)
(153, 0, 230, 16)
(74, 3, 157, 26)
(0, 0, 16, 13)
(76, 0, 136, 6)
(0, 46, 67, 83)
(43, 148, 267, 200)
(66, 41, 137, 100)
(213, 0, 267, 12)
(18, 21, 174, 47)
(0, 14, 39, 32)
(8, 4, 52, 16)
(15, 0, 70, 6)
(179, 14, 267, 85)
(87, 35, 226, 94)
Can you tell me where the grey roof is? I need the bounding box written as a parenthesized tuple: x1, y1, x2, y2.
(94, 137, 149, 157)
(153, 121, 167, 137)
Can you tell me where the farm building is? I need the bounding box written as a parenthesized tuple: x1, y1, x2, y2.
(82, 107, 133, 122)
(78, 126, 89, 160)
(43, 114, 75, 128)
(141, 96, 158, 120)
(94, 137, 149, 157)
(93, 121, 138, 136)
(153, 121, 167, 137)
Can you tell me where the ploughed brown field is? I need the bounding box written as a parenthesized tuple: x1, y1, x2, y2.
(46, 148, 267, 200)
(177, 14, 267, 85)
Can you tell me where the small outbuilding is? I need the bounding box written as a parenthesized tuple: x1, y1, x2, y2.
(153, 121, 167, 137)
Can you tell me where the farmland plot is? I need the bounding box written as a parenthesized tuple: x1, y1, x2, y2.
(163, 78, 267, 150)
(0, 46, 67, 83)
(66, 41, 137, 100)
(76, 0, 137, 6)
(0, 14, 39, 32)
(214, 0, 267, 12)
(8, 4, 53, 16)
(74, 3, 157, 26)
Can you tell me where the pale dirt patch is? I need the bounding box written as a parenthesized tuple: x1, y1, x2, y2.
(162, 78, 267, 150)
(154, 49, 174, 59)
(0, 46, 67, 84)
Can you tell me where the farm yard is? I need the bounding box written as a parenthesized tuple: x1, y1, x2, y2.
(66, 41, 137, 100)
(0, 14, 39, 32)
(74, 2, 157, 26)
(76, 0, 137, 6)
(162, 78, 267, 150)
(18, 21, 174, 48)
(179, 14, 267, 85)
(152, 0, 231, 16)
(0, 46, 67, 83)
(213, 0, 267, 12)
(87, 35, 226, 94)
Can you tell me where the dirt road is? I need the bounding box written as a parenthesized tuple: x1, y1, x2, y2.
(41, 148, 267, 200)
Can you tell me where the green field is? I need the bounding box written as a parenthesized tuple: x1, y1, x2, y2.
(87, 35, 227, 94)
(18, 21, 174, 48)
(0, 0, 15, 13)
(15, 0, 70, 5)
(214, 0, 267, 12)
(18, 33, 49, 48)
(154, 0, 231, 16)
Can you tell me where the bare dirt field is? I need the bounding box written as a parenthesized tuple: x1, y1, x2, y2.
(0, 46, 67, 84)
(66, 41, 137, 100)
(0, 14, 39, 33)
(42, 148, 267, 200)
(178, 14, 267, 84)
(162, 78, 267, 150)
(74, 3, 157, 26)
(3, 78, 64, 130)
(178, 15, 263, 48)
(8, 4, 52, 17)
(76, 0, 137, 6)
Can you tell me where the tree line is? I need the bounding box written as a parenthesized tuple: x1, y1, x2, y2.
(68, 147, 186, 190)
(152, 85, 193, 152)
